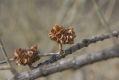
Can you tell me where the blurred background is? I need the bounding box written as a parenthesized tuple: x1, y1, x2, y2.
(0, 0, 119, 80)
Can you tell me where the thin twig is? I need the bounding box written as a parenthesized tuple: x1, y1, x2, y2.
(39, 52, 60, 57)
(0, 58, 14, 64)
(92, 0, 111, 32)
(105, 0, 116, 22)
(0, 39, 17, 74)
(12, 44, 119, 80)
(56, 0, 74, 24)
(92, 0, 116, 45)
(0, 52, 60, 65)
(0, 65, 10, 70)
(59, 43, 62, 51)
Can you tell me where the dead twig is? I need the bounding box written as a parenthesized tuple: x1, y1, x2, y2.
(0, 39, 17, 74)
(0, 65, 10, 70)
(0, 58, 14, 64)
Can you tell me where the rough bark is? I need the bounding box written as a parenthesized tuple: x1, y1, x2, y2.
(12, 45, 119, 80)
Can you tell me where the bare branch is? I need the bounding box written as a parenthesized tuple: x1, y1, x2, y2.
(12, 44, 119, 80)
(38, 30, 119, 66)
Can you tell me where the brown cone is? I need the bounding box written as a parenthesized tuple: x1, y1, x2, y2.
(14, 45, 39, 65)
(48, 24, 76, 44)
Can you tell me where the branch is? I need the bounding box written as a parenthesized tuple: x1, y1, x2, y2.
(38, 30, 119, 66)
(12, 44, 119, 80)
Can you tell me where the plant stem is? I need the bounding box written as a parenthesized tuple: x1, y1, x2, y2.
(59, 43, 64, 55)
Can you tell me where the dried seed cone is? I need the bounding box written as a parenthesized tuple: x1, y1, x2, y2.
(48, 24, 76, 44)
(14, 45, 39, 65)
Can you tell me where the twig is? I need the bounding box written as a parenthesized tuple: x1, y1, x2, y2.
(12, 44, 119, 80)
(56, 0, 74, 24)
(0, 65, 10, 70)
(105, 0, 116, 22)
(0, 52, 60, 65)
(92, 0, 116, 44)
(39, 52, 60, 56)
(92, 0, 111, 31)
(0, 58, 14, 64)
(0, 39, 17, 74)
(38, 30, 119, 66)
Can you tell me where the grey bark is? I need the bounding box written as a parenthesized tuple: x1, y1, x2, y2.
(12, 45, 119, 80)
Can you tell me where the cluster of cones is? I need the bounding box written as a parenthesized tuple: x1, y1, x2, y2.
(14, 24, 76, 66)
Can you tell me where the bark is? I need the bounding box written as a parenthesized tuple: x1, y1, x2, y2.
(12, 45, 119, 80)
